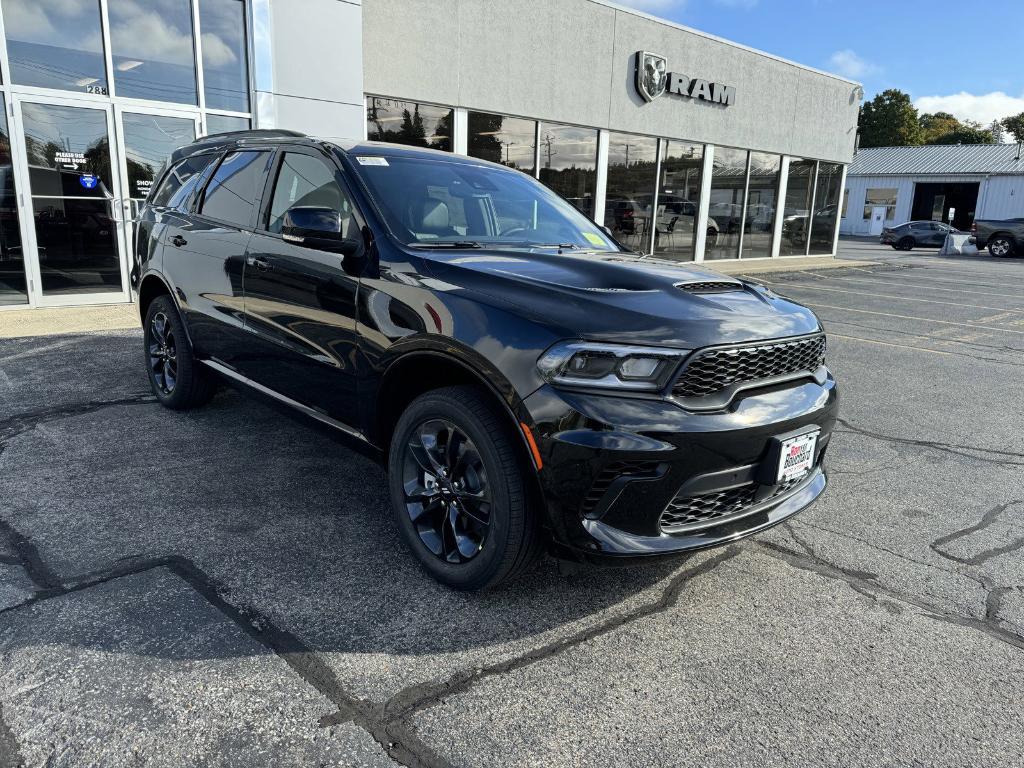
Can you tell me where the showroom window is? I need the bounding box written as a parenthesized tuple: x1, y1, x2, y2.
(467, 111, 536, 174)
(652, 141, 703, 262)
(538, 122, 598, 218)
(109, 0, 198, 104)
(603, 132, 658, 252)
(2, 0, 109, 93)
(206, 114, 250, 134)
(863, 188, 898, 221)
(0, 95, 25, 306)
(809, 162, 843, 255)
(705, 147, 748, 261)
(366, 97, 453, 152)
(780, 158, 816, 257)
(741, 152, 781, 259)
(200, 0, 250, 113)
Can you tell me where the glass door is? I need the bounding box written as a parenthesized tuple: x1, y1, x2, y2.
(13, 95, 129, 305)
(114, 105, 199, 262)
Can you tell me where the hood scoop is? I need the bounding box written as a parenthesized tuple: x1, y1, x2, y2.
(675, 280, 745, 294)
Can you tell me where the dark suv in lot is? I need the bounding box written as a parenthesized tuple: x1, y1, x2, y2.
(133, 130, 838, 590)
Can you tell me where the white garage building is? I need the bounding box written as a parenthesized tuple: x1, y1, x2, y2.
(841, 143, 1024, 236)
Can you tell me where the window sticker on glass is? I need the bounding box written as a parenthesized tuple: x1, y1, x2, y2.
(357, 156, 389, 166)
(582, 231, 607, 247)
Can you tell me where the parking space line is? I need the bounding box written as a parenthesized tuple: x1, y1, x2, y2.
(754, 278, 1024, 315)
(828, 333, 952, 355)
(799, 302, 1024, 335)
(801, 273, 1024, 301)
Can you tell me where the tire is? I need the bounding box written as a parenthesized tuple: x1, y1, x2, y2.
(897, 236, 915, 251)
(388, 385, 543, 591)
(988, 236, 1015, 258)
(143, 295, 216, 410)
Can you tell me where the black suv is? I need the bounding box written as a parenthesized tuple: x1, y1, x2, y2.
(132, 130, 838, 590)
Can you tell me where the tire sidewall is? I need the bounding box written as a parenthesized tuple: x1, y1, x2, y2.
(990, 237, 1013, 257)
(144, 296, 195, 409)
(388, 390, 519, 589)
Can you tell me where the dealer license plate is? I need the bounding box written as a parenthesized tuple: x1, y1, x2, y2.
(776, 431, 818, 483)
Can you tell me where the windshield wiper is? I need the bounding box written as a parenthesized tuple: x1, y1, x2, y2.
(532, 243, 581, 250)
(408, 240, 483, 249)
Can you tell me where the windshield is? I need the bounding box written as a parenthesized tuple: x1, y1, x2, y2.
(350, 154, 620, 251)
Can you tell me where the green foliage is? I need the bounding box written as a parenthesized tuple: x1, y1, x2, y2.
(1001, 113, 1024, 144)
(858, 90, 922, 148)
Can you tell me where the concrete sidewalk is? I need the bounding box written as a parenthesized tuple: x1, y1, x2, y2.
(0, 303, 139, 339)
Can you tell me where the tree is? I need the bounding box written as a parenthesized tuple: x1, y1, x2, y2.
(858, 89, 922, 148)
(928, 122, 995, 145)
(919, 111, 961, 144)
(1001, 112, 1024, 144)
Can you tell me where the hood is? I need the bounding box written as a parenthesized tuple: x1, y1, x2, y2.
(421, 248, 822, 349)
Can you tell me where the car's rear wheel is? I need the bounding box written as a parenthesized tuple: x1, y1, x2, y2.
(897, 236, 915, 251)
(988, 236, 1015, 257)
(144, 295, 216, 410)
(388, 385, 542, 591)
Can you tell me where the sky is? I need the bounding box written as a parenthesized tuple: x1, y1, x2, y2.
(613, 0, 1024, 133)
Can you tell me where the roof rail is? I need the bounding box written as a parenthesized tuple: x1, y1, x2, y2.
(203, 128, 307, 140)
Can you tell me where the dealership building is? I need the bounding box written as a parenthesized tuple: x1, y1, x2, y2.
(840, 143, 1024, 236)
(0, 0, 861, 311)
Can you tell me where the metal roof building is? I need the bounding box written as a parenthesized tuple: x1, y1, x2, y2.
(841, 143, 1024, 236)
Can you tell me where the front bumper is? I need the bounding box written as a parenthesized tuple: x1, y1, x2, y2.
(523, 371, 838, 558)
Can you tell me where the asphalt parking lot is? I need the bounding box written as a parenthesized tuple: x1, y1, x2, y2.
(2, 240, 1023, 767)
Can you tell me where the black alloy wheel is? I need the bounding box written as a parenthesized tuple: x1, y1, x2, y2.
(143, 295, 217, 410)
(148, 311, 178, 395)
(388, 386, 543, 590)
(898, 236, 915, 251)
(402, 419, 492, 563)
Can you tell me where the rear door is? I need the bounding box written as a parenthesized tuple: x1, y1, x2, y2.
(238, 146, 366, 426)
(169, 148, 274, 363)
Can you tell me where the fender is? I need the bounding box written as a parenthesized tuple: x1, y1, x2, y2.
(137, 268, 196, 349)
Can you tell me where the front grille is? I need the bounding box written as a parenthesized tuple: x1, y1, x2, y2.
(672, 335, 826, 399)
(676, 281, 743, 293)
(580, 460, 659, 515)
(660, 475, 805, 534)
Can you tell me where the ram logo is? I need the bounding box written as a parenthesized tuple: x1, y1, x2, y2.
(635, 51, 668, 102)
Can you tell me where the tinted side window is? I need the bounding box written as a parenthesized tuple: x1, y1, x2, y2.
(199, 150, 270, 227)
(150, 154, 216, 209)
(267, 153, 359, 238)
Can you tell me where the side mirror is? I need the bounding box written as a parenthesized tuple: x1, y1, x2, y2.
(281, 206, 359, 254)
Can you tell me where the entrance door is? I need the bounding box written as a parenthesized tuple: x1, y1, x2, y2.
(114, 106, 199, 267)
(869, 206, 887, 236)
(13, 96, 129, 305)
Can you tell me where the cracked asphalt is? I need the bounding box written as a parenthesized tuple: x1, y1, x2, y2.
(2, 241, 1023, 767)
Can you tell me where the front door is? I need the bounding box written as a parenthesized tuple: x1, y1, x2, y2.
(13, 95, 130, 306)
(869, 206, 886, 236)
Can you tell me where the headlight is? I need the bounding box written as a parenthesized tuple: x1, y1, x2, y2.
(537, 341, 688, 391)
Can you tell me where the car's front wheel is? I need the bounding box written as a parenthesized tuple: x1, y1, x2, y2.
(897, 236, 915, 251)
(388, 386, 542, 590)
(988, 236, 1015, 257)
(144, 295, 216, 410)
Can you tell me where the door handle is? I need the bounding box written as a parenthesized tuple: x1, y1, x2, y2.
(246, 255, 272, 271)
(171, 235, 187, 247)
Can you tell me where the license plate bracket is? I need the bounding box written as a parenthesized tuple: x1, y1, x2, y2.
(757, 427, 820, 485)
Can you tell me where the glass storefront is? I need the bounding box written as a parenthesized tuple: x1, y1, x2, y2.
(0, 1, 252, 307)
(538, 122, 598, 218)
(366, 97, 453, 152)
(780, 158, 815, 257)
(809, 162, 842, 255)
(467, 111, 536, 173)
(653, 141, 703, 263)
(603, 132, 657, 252)
(705, 147, 747, 260)
(741, 152, 780, 259)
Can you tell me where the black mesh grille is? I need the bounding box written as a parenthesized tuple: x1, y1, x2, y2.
(580, 461, 659, 514)
(676, 281, 743, 293)
(660, 475, 805, 533)
(673, 335, 826, 399)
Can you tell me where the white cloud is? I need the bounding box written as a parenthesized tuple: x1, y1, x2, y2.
(827, 49, 878, 80)
(915, 91, 1024, 127)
